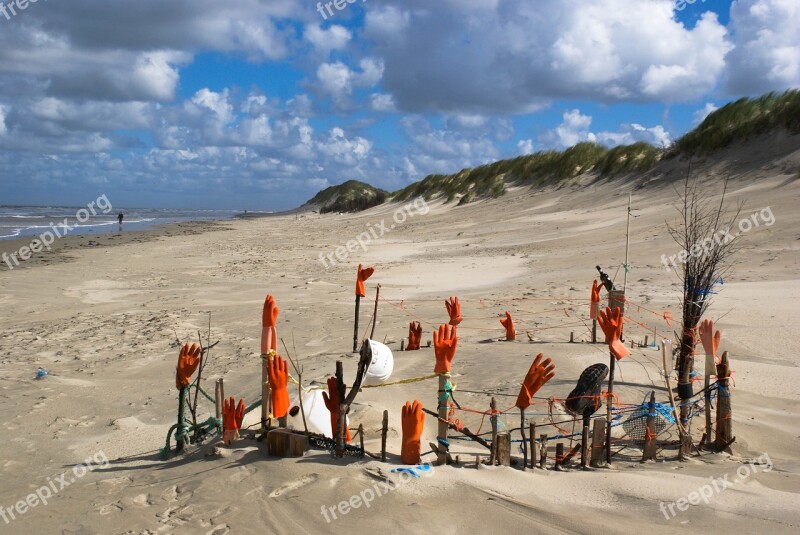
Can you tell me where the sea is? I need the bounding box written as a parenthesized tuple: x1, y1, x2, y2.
(0, 206, 242, 241)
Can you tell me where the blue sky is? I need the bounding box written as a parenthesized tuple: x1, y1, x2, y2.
(0, 0, 797, 210)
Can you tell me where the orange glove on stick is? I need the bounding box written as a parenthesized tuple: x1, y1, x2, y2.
(407, 321, 422, 351)
(401, 400, 425, 464)
(500, 311, 516, 341)
(515, 353, 556, 410)
(699, 319, 722, 373)
(175, 343, 201, 390)
(261, 294, 279, 354)
(355, 264, 375, 297)
(267, 355, 290, 419)
(222, 397, 245, 445)
(598, 306, 630, 360)
(590, 280, 602, 320)
(433, 324, 457, 374)
(445, 297, 463, 326)
(322, 377, 352, 441)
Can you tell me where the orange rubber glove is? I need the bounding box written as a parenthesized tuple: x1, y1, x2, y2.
(407, 321, 422, 350)
(699, 319, 722, 374)
(355, 264, 375, 297)
(322, 377, 352, 441)
(222, 396, 245, 445)
(445, 297, 463, 326)
(401, 400, 425, 464)
(175, 342, 201, 390)
(500, 311, 516, 341)
(590, 280, 602, 320)
(515, 353, 556, 410)
(598, 306, 630, 360)
(261, 294, 279, 354)
(267, 355, 290, 419)
(433, 324, 458, 374)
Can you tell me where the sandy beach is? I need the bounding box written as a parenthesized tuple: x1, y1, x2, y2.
(1, 153, 798, 534)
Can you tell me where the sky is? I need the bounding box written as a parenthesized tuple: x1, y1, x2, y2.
(0, 0, 798, 211)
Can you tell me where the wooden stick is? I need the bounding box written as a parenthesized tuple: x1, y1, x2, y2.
(555, 443, 565, 471)
(570, 332, 574, 343)
(661, 340, 686, 461)
(590, 417, 606, 467)
(436, 374, 450, 464)
(643, 391, 658, 461)
(422, 408, 491, 449)
(214, 379, 223, 422)
(261, 355, 270, 429)
(592, 320, 597, 343)
(581, 415, 590, 469)
(358, 424, 365, 457)
(176, 386, 187, 452)
(715, 351, 733, 451)
(538, 434, 548, 469)
(381, 410, 388, 462)
(489, 397, 498, 465)
(353, 295, 361, 353)
(370, 284, 381, 340)
(704, 347, 715, 450)
(529, 423, 535, 469)
(520, 409, 527, 471)
(605, 351, 616, 464)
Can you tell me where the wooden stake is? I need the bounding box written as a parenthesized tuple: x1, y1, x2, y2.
(496, 433, 511, 466)
(353, 295, 361, 353)
(176, 386, 187, 452)
(570, 332, 574, 343)
(520, 409, 527, 471)
(592, 320, 597, 343)
(214, 379, 223, 422)
(581, 415, 590, 469)
(369, 284, 381, 340)
(644, 335, 649, 347)
(529, 423, 536, 469)
(381, 410, 388, 462)
(436, 374, 451, 465)
(539, 434, 548, 469)
(643, 391, 658, 461)
(489, 397, 498, 465)
(605, 351, 616, 465)
(590, 417, 606, 467)
(715, 351, 733, 451)
(660, 340, 686, 460)
(555, 443, 565, 471)
(358, 424, 365, 457)
(704, 346, 715, 450)
(400, 339, 405, 351)
(261, 355, 271, 429)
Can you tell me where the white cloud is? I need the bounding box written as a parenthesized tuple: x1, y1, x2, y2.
(541, 109, 671, 149)
(517, 139, 534, 154)
(725, 0, 800, 94)
(693, 102, 719, 124)
(305, 24, 352, 53)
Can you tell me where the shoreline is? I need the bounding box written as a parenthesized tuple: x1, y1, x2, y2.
(0, 219, 231, 273)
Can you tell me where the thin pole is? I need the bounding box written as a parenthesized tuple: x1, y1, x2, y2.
(353, 295, 361, 353)
(605, 351, 616, 464)
(623, 193, 632, 293)
(370, 284, 381, 340)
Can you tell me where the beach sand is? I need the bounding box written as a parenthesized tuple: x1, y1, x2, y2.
(1, 165, 799, 533)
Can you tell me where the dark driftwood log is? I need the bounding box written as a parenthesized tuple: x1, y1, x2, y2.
(590, 417, 606, 467)
(335, 343, 373, 457)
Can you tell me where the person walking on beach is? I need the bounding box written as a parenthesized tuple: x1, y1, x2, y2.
(118, 212, 124, 229)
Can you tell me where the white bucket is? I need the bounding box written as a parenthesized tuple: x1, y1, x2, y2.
(362, 339, 394, 386)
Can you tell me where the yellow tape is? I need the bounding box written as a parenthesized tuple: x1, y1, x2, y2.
(362, 374, 439, 388)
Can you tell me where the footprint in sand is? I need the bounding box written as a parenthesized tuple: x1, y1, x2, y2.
(206, 525, 230, 535)
(97, 502, 123, 515)
(268, 474, 319, 498)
